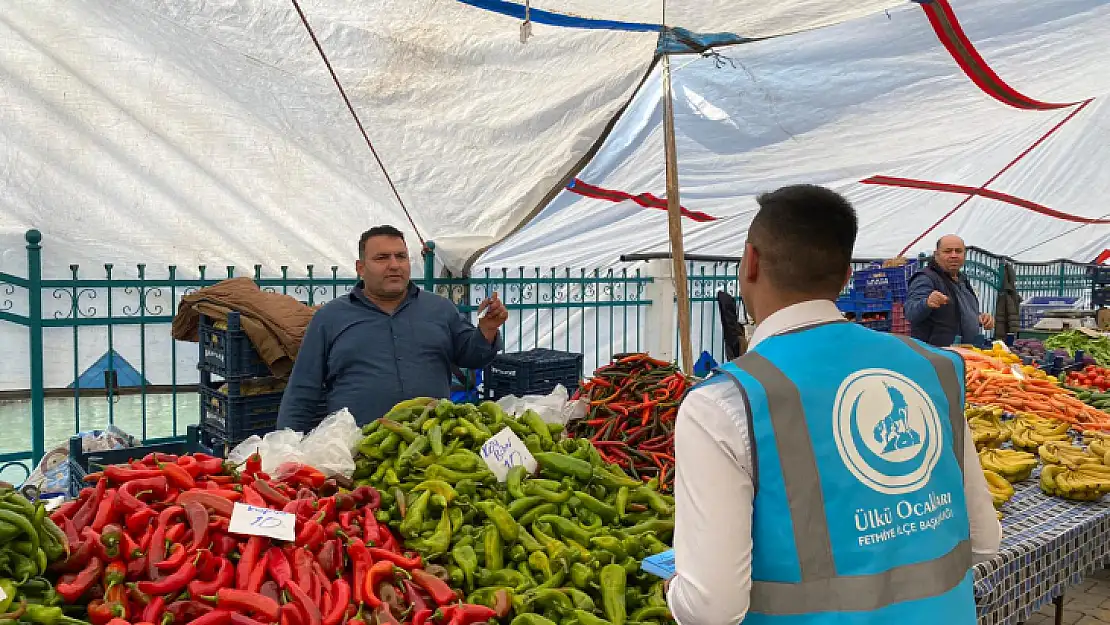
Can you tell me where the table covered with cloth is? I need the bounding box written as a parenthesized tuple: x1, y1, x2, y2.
(973, 477, 1110, 624)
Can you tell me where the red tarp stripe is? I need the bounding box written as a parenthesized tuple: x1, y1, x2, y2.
(567, 179, 718, 222)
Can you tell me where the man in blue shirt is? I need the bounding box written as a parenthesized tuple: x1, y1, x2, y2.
(276, 226, 507, 429)
(906, 235, 994, 347)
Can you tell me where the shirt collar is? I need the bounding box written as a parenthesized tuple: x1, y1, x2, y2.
(748, 299, 846, 350)
(350, 281, 419, 311)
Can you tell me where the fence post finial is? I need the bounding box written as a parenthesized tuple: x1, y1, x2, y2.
(422, 241, 437, 292)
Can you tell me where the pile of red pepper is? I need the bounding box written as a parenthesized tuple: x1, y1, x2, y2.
(50, 451, 500, 625)
(568, 354, 690, 492)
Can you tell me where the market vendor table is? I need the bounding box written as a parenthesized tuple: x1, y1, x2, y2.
(974, 477, 1110, 624)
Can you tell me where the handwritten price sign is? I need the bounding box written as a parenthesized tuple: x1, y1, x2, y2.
(480, 427, 537, 482)
(228, 503, 296, 541)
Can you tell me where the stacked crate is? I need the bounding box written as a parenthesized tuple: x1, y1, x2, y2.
(197, 312, 284, 454)
(484, 348, 584, 401)
(846, 263, 917, 334)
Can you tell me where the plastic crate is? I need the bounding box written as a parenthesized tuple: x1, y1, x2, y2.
(861, 319, 893, 333)
(1093, 284, 1110, 308)
(1087, 265, 1110, 284)
(199, 375, 282, 443)
(485, 349, 583, 400)
(68, 425, 211, 498)
(853, 265, 914, 301)
(891, 303, 910, 335)
(835, 295, 855, 315)
(1020, 296, 1079, 329)
(199, 312, 271, 378)
(853, 293, 893, 314)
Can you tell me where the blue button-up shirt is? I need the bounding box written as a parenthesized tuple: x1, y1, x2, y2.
(276, 282, 502, 429)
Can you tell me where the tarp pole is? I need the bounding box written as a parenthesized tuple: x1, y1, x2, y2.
(662, 54, 694, 374)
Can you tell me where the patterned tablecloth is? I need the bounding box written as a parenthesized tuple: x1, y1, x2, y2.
(974, 477, 1110, 625)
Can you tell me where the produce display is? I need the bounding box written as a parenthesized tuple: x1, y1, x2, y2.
(1010, 338, 1096, 368)
(352, 398, 676, 625)
(1046, 330, 1110, 366)
(567, 354, 691, 493)
(0, 488, 78, 625)
(1063, 365, 1110, 394)
(959, 348, 1110, 430)
(51, 451, 499, 625)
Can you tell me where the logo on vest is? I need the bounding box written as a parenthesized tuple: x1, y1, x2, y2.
(833, 369, 943, 495)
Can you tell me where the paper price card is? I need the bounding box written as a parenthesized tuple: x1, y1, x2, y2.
(480, 427, 538, 482)
(228, 503, 296, 541)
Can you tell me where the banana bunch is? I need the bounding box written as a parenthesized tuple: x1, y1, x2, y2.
(1083, 432, 1110, 464)
(967, 406, 1010, 450)
(983, 469, 1015, 508)
(1040, 463, 1110, 501)
(1010, 417, 1071, 451)
(1038, 441, 1102, 466)
(978, 448, 1038, 482)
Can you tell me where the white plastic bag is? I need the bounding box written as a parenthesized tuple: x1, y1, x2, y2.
(227, 408, 363, 477)
(495, 384, 587, 425)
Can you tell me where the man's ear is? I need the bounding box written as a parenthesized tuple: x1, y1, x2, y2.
(742, 242, 759, 282)
(355, 259, 364, 276)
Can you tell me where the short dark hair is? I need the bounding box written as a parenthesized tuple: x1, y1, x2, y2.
(747, 185, 858, 297)
(358, 225, 405, 258)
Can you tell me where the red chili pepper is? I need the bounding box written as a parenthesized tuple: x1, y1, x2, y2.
(142, 596, 165, 624)
(247, 557, 267, 594)
(104, 465, 165, 483)
(116, 476, 169, 515)
(409, 569, 457, 606)
(190, 555, 235, 597)
(316, 540, 340, 578)
(320, 579, 350, 625)
(192, 454, 228, 475)
(160, 462, 197, 490)
(411, 609, 433, 625)
(231, 614, 271, 625)
(104, 584, 130, 621)
(447, 604, 497, 625)
(203, 588, 281, 622)
(156, 543, 188, 571)
(165, 523, 187, 544)
(243, 452, 263, 477)
(97, 524, 124, 560)
(103, 560, 127, 588)
(372, 605, 400, 625)
(237, 536, 267, 590)
(90, 489, 118, 532)
(57, 556, 104, 603)
(281, 603, 303, 625)
(165, 600, 214, 623)
(346, 539, 370, 604)
(401, 580, 430, 613)
(138, 558, 197, 595)
(176, 455, 202, 477)
(104, 619, 130, 625)
(367, 549, 422, 570)
(362, 508, 381, 544)
(177, 490, 236, 517)
(376, 526, 398, 553)
(183, 501, 210, 553)
(87, 600, 119, 625)
(363, 561, 405, 610)
(259, 580, 281, 605)
(251, 480, 291, 507)
(263, 548, 293, 588)
(241, 486, 267, 507)
(294, 549, 315, 593)
(286, 580, 322, 625)
(296, 521, 326, 552)
(211, 534, 238, 557)
(189, 609, 234, 625)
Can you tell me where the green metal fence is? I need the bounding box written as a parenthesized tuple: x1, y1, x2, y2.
(0, 231, 654, 482)
(0, 230, 1099, 484)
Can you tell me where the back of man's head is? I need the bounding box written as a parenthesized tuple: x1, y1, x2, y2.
(748, 185, 858, 299)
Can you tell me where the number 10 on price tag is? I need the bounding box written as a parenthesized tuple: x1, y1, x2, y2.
(228, 503, 296, 541)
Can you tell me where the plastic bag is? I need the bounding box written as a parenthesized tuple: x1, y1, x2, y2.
(26, 426, 136, 494)
(495, 384, 587, 425)
(227, 408, 363, 477)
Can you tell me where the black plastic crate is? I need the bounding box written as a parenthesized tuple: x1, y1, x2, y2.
(1094, 284, 1110, 308)
(199, 374, 283, 443)
(68, 426, 211, 498)
(198, 423, 260, 458)
(485, 349, 583, 400)
(1087, 265, 1110, 284)
(199, 312, 271, 378)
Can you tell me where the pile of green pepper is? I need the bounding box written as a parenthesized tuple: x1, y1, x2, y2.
(0, 489, 87, 625)
(353, 399, 676, 625)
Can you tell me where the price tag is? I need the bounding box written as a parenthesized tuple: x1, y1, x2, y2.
(1010, 364, 1026, 380)
(228, 503, 296, 541)
(480, 427, 537, 482)
(0, 581, 7, 603)
(641, 549, 676, 579)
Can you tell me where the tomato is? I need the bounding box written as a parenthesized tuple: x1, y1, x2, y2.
(1097, 376, 1106, 386)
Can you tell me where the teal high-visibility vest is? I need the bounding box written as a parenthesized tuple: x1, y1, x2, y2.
(717, 321, 976, 624)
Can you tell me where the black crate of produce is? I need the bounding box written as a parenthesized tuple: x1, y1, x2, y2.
(199, 312, 271, 378)
(67, 425, 211, 498)
(199, 375, 284, 444)
(485, 348, 583, 400)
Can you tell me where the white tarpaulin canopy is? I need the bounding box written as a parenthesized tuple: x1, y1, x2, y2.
(478, 0, 1110, 269)
(1, 0, 1108, 276)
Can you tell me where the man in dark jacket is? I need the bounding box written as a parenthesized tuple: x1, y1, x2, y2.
(906, 235, 994, 347)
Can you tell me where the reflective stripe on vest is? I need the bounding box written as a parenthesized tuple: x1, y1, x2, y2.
(719, 335, 971, 616)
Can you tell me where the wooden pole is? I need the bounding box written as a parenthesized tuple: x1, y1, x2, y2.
(662, 54, 694, 374)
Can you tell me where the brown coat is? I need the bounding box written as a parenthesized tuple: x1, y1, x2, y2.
(993, 262, 1022, 337)
(171, 277, 318, 378)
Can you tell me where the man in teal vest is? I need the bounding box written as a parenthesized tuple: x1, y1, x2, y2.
(666, 185, 1001, 625)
